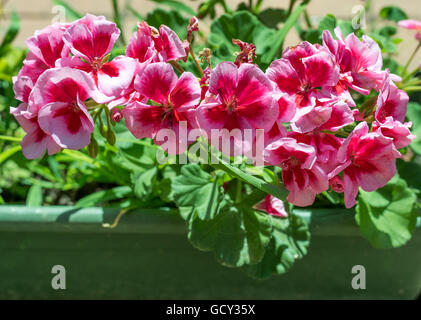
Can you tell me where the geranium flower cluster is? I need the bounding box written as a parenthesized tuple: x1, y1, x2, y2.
(11, 14, 415, 209)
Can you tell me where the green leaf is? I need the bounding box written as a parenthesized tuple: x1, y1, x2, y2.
(52, 0, 82, 20)
(172, 164, 223, 220)
(406, 102, 421, 155)
(76, 186, 133, 207)
(188, 203, 273, 267)
(397, 158, 421, 191)
(379, 25, 397, 37)
(0, 10, 20, 53)
(210, 158, 288, 202)
(208, 11, 276, 66)
(262, 1, 309, 64)
(356, 176, 418, 248)
(369, 32, 397, 53)
(0, 145, 21, 164)
(149, 0, 196, 16)
(258, 8, 287, 29)
(244, 214, 310, 279)
(26, 184, 43, 207)
(146, 8, 189, 39)
(132, 167, 158, 200)
(379, 6, 408, 22)
(318, 14, 337, 36)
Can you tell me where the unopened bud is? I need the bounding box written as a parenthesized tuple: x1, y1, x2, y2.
(106, 128, 116, 146)
(110, 108, 123, 122)
(88, 136, 99, 158)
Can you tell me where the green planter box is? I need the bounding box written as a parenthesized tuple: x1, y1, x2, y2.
(0, 205, 420, 299)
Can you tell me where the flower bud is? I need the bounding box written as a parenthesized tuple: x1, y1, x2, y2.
(111, 108, 123, 123)
(88, 136, 99, 158)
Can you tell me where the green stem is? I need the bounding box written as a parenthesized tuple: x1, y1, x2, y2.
(0, 135, 22, 142)
(402, 67, 420, 83)
(287, 0, 297, 15)
(253, 0, 263, 14)
(403, 85, 421, 93)
(189, 47, 204, 78)
(219, 0, 232, 14)
(170, 60, 185, 74)
(248, 0, 253, 11)
(304, 9, 312, 29)
(403, 42, 421, 76)
(235, 179, 242, 203)
(111, 0, 126, 46)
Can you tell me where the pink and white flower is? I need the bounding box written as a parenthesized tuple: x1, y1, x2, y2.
(61, 14, 137, 100)
(323, 28, 385, 94)
(26, 23, 70, 69)
(122, 62, 200, 154)
(63, 14, 120, 64)
(373, 117, 415, 149)
(329, 122, 401, 208)
(266, 42, 339, 108)
(375, 73, 409, 123)
(10, 104, 61, 159)
(264, 137, 329, 207)
(196, 61, 278, 154)
(126, 21, 186, 63)
(398, 19, 421, 40)
(28, 68, 105, 150)
(255, 195, 288, 218)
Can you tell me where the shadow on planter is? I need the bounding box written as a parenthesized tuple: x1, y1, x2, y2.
(0, 205, 419, 299)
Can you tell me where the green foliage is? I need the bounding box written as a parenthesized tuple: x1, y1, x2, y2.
(76, 186, 133, 207)
(172, 164, 223, 220)
(188, 201, 273, 267)
(0, 10, 20, 54)
(244, 214, 310, 278)
(258, 8, 287, 29)
(208, 11, 276, 65)
(379, 6, 408, 22)
(406, 102, 421, 155)
(356, 176, 418, 248)
(26, 184, 43, 207)
(146, 8, 189, 38)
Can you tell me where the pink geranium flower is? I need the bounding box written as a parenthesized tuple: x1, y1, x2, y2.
(28, 68, 106, 150)
(122, 62, 200, 154)
(266, 42, 339, 107)
(329, 122, 401, 208)
(26, 23, 70, 69)
(14, 23, 71, 101)
(375, 73, 409, 123)
(289, 131, 344, 175)
(373, 117, 415, 149)
(126, 21, 186, 63)
(287, 91, 354, 133)
(61, 14, 136, 100)
(323, 28, 385, 94)
(398, 19, 421, 40)
(255, 195, 288, 218)
(63, 14, 120, 64)
(10, 104, 61, 159)
(264, 137, 329, 207)
(196, 61, 278, 154)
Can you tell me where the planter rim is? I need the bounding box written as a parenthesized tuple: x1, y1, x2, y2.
(0, 205, 420, 236)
